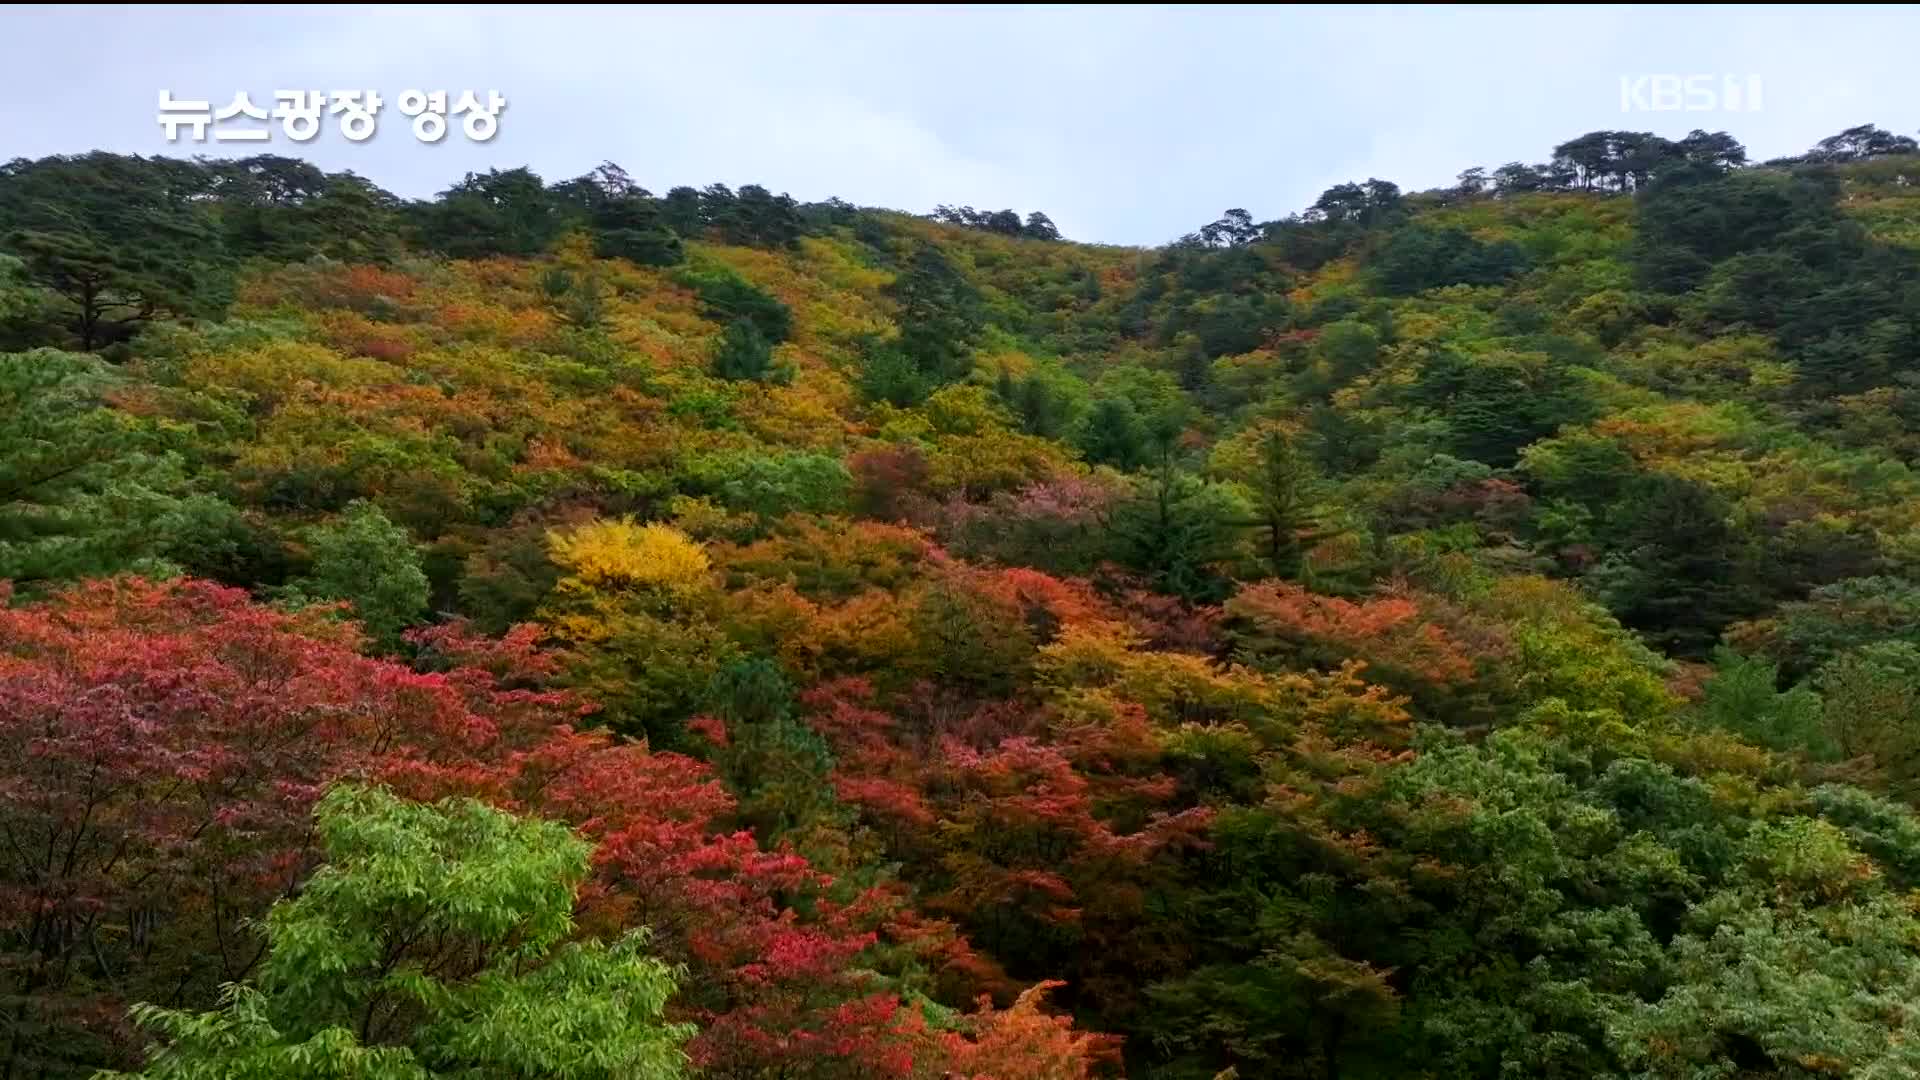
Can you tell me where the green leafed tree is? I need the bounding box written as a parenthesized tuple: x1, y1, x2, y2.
(101, 784, 693, 1080)
(283, 500, 430, 648)
(0, 348, 192, 586)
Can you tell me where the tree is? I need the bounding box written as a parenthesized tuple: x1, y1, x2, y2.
(1677, 129, 1749, 172)
(1806, 123, 1920, 163)
(698, 451, 852, 521)
(886, 244, 984, 387)
(0, 577, 596, 1077)
(550, 162, 684, 266)
(1215, 426, 1342, 580)
(298, 174, 406, 263)
(284, 500, 429, 649)
(1077, 396, 1150, 471)
(679, 266, 793, 343)
(1107, 464, 1249, 602)
(593, 194, 683, 266)
(1589, 474, 1759, 657)
(103, 784, 693, 1080)
(659, 186, 703, 235)
(1310, 180, 1402, 227)
(537, 232, 609, 330)
(920, 982, 1116, 1079)
(1302, 319, 1380, 396)
(1817, 642, 1920, 799)
(1083, 365, 1191, 467)
(1692, 647, 1829, 756)
(0, 153, 233, 350)
(0, 348, 192, 586)
(1372, 224, 1528, 296)
(1198, 209, 1258, 248)
(1548, 130, 1685, 192)
(1491, 161, 1551, 193)
(711, 317, 773, 381)
(202, 156, 403, 262)
(726, 184, 803, 248)
(7, 231, 202, 351)
(696, 658, 840, 843)
(1023, 211, 1063, 241)
(539, 519, 737, 746)
(416, 167, 564, 258)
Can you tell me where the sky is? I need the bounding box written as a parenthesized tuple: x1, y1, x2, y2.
(2, 5, 1917, 246)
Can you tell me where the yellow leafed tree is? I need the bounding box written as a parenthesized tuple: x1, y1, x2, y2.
(548, 518, 711, 595)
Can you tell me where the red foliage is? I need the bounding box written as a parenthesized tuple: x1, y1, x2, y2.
(800, 678, 1211, 1031)
(0, 578, 522, 1067)
(1108, 583, 1226, 654)
(0, 579, 1087, 1078)
(1227, 581, 1480, 691)
(1383, 476, 1534, 533)
(850, 445, 934, 521)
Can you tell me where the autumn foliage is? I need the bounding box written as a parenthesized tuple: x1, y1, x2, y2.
(15, 140, 1920, 1079)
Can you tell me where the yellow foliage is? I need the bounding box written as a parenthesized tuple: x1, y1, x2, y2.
(925, 431, 1075, 497)
(1036, 620, 1277, 729)
(182, 341, 392, 414)
(921, 384, 1014, 436)
(547, 518, 711, 594)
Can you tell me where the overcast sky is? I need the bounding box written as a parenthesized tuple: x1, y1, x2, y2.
(2, 5, 1916, 245)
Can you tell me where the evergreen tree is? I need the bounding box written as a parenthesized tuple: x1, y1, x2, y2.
(711, 318, 773, 381)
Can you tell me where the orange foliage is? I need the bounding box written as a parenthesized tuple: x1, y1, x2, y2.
(922, 982, 1122, 1079)
(311, 309, 423, 362)
(1227, 581, 1479, 690)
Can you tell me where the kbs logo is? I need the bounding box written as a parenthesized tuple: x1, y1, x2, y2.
(1619, 74, 1763, 113)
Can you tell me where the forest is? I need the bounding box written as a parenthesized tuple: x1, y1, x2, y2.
(6, 122, 1920, 1079)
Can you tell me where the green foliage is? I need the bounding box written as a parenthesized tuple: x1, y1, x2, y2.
(1213, 426, 1341, 580)
(538, 256, 609, 330)
(17, 137, 1920, 1080)
(416, 167, 567, 259)
(1588, 473, 1760, 656)
(0, 153, 234, 351)
(1077, 396, 1151, 471)
(1078, 365, 1191, 469)
(1603, 889, 1920, 1078)
(283, 500, 429, 648)
(689, 451, 852, 521)
(992, 363, 1088, 439)
(103, 784, 692, 1080)
(1372, 223, 1529, 296)
(679, 265, 793, 343)
(1694, 647, 1829, 756)
(1406, 347, 1595, 467)
(0, 348, 192, 585)
(700, 658, 839, 843)
(207, 156, 404, 263)
(1816, 641, 1920, 799)
(886, 244, 984, 386)
(1753, 576, 1920, 676)
(551, 164, 686, 267)
(711, 318, 774, 381)
(1108, 466, 1249, 601)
